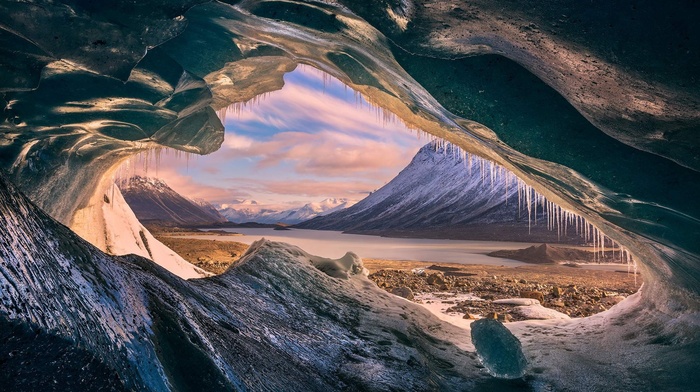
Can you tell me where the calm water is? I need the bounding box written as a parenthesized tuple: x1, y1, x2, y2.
(193, 228, 542, 267)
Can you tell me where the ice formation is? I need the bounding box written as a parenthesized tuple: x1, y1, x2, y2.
(471, 319, 528, 379)
(0, 0, 698, 390)
(434, 141, 638, 270)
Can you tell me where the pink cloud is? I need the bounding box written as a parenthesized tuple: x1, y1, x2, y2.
(225, 130, 414, 179)
(228, 177, 377, 199)
(129, 163, 250, 204)
(224, 70, 420, 143)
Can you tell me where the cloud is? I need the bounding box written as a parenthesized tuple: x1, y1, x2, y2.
(222, 69, 421, 145)
(128, 163, 250, 204)
(126, 66, 427, 206)
(223, 130, 414, 179)
(222, 133, 255, 150)
(228, 177, 377, 199)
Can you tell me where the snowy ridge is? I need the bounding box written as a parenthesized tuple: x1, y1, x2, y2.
(300, 142, 634, 256)
(298, 142, 525, 231)
(218, 198, 355, 224)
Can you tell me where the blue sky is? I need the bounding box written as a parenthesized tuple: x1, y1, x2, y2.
(129, 65, 425, 208)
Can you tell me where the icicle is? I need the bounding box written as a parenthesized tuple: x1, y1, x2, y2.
(526, 185, 532, 234)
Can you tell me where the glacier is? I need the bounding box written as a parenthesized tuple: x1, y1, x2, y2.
(0, 0, 699, 391)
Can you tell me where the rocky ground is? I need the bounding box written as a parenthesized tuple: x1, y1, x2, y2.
(153, 233, 248, 275)
(152, 231, 642, 321)
(364, 259, 641, 322)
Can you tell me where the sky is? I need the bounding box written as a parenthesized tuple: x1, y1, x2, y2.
(125, 65, 426, 209)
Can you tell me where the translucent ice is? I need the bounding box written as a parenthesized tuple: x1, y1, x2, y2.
(471, 319, 527, 379)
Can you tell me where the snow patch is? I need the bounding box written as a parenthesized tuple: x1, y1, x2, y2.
(514, 304, 571, 320)
(72, 182, 211, 279)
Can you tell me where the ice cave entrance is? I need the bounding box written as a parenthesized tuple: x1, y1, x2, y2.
(107, 65, 642, 322)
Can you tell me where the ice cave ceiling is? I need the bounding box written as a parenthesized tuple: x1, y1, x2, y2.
(0, 0, 699, 390)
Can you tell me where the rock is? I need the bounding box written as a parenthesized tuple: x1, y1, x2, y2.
(463, 313, 478, 320)
(411, 268, 425, 276)
(498, 313, 512, 323)
(390, 287, 414, 300)
(551, 301, 566, 307)
(470, 319, 527, 379)
(310, 252, 365, 279)
(426, 272, 445, 285)
(519, 279, 527, 284)
(493, 298, 540, 306)
(439, 284, 449, 291)
(552, 287, 564, 297)
(520, 290, 545, 303)
(484, 312, 499, 319)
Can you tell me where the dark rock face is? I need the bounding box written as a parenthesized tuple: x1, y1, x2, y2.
(488, 243, 611, 264)
(119, 176, 226, 226)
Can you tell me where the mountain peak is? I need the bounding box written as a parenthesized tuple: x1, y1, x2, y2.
(296, 142, 560, 242)
(217, 197, 356, 225)
(118, 176, 226, 226)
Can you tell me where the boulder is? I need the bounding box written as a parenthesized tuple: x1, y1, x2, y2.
(493, 298, 541, 306)
(552, 287, 564, 297)
(514, 304, 571, 320)
(520, 290, 545, 303)
(390, 286, 414, 300)
(484, 312, 499, 319)
(426, 272, 445, 285)
(498, 314, 513, 323)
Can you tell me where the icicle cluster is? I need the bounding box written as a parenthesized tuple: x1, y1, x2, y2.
(427, 140, 637, 274)
(216, 64, 419, 130)
(112, 147, 196, 189)
(216, 92, 272, 121)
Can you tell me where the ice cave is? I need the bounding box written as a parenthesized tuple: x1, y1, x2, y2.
(0, 1, 698, 391)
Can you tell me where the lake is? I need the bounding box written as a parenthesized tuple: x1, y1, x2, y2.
(192, 228, 542, 267)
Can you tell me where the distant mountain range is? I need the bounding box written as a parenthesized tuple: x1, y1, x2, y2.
(218, 198, 355, 225)
(297, 143, 580, 243)
(119, 176, 227, 226)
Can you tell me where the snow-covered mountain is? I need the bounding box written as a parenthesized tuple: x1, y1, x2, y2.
(297, 142, 570, 242)
(119, 176, 227, 226)
(218, 198, 355, 224)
